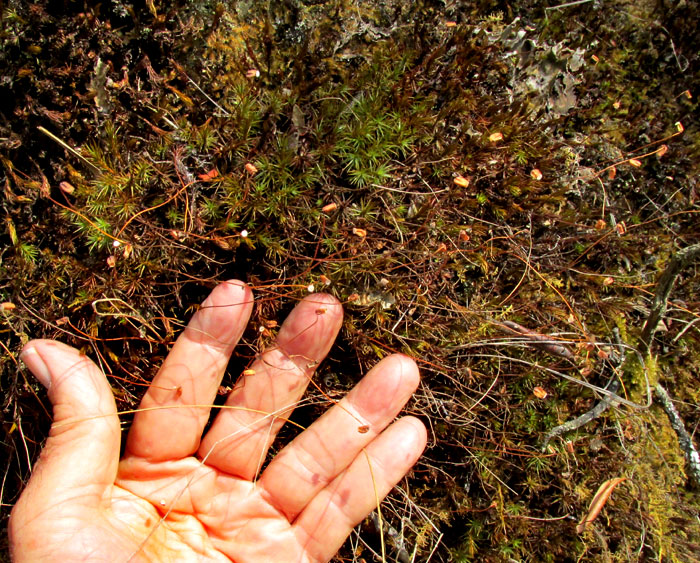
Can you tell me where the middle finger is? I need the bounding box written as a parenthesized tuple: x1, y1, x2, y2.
(199, 293, 343, 479)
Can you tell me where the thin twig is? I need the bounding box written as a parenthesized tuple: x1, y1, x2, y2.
(639, 243, 700, 353)
(542, 329, 626, 449)
(545, 0, 595, 11)
(654, 383, 700, 488)
(542, 379, 620, 450)
(637, 242, 700, 487)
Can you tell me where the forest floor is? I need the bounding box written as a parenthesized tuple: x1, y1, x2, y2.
(1, 1, 700, 561)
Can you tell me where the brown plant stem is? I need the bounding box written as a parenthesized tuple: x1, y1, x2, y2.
(499, 320, 576, 361)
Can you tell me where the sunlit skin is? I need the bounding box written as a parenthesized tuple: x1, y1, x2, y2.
(9, 280, 427, 562)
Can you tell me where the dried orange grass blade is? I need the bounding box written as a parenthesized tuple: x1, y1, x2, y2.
(576, 477, 627, 534)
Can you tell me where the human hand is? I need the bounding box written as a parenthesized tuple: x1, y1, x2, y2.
(9, 280, 426, 562)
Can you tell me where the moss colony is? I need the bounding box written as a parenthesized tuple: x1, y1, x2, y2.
(1, 1, 699, 561)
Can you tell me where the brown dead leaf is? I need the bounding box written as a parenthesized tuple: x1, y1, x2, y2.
(576, 477, 627, 534)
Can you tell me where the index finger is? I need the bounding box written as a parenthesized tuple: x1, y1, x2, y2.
(125, 280, 253, 461)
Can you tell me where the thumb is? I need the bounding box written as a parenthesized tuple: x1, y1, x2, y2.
(19, 340, 121, 506)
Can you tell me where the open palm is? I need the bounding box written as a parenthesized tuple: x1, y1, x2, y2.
(10, 281, 426, 562)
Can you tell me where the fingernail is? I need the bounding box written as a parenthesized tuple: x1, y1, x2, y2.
(20, 346, 52, 389)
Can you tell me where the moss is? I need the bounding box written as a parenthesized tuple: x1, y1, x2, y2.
(2, 0, 700, 560)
